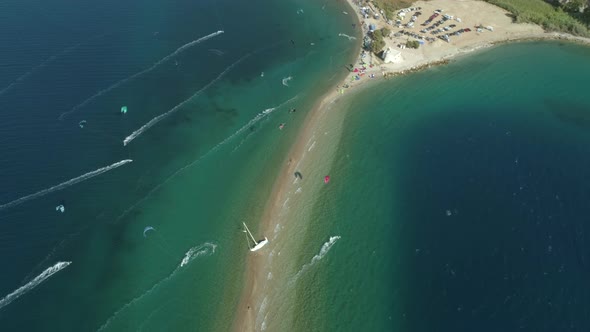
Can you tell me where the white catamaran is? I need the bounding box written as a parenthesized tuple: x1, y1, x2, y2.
(242, 222, 268, 252)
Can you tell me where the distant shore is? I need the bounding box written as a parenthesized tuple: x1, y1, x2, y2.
(231, 0, 590, 330)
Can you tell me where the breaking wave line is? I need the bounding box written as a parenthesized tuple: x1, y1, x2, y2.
(116, 97, 296, 222)
(96, 243, 216, 331)
(0, 34, 108, 98)
(0, 159, 133, 212)
(58, 30, 224, 120)
(338, 33, 356, 41)
(0, 261, 71, 311)
(290, 236, 340, 283)
(123, 51, 249, 146)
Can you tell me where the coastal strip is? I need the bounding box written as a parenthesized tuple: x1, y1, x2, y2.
(232, 0, 590, 331)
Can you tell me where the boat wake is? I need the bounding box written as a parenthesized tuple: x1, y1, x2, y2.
(290, 236, 340, 284)
(117, 98, 295, 222)
(59, 30, 224, 120)
(231, 95, 298, 153)
(0, 159, 132, 212)
(96, 242, 216, 331)
(282, 76, 293, 86)
(0, 34, 106, 98)
(0, 261, 71, 311)
(180, 242, 217, 267)
(123, 51, 250, 146)
(338, 33, 356, 41)
(208, 49, 225, 56)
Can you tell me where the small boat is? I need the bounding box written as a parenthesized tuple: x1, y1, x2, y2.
(242, 222, 268, 252)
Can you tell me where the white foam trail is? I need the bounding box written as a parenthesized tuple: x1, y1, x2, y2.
(0, 34, 106, 98)
(291, 236, 340, 283)
(208, 48, 225, 56)
(308, 141, 316, 152)
(0, 261, 71, 311)
(116, 98, 297, 221)
(59, 31, 224, 120)
(97, 243, 216, 331)
(123, 51, 248, 146)
(180, 242, 217, 267)
(282, 76, 293, 86)
(338, 33, 356, 41)
(0, 160, 132, 212)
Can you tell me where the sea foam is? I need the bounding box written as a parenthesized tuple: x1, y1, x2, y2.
(96, 242, 216, 331)
(117, 97, 296, 222)
(0, 159, 132, 211)
(123, 51, 249, 146)
(0, 261, 71, 311)
(59, 30, 224, 120)
(290, 236, 341, 283)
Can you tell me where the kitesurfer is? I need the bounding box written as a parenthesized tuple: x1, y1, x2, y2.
(143, 226, 156, 237)
(279, 123, 285, 130)
(55, 202, 65, 213)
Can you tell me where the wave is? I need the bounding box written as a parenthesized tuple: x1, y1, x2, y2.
(116, 101, 290, 221)
(180, 242, 217, 267)
(96, 242, 216, 331)
(0, 159, 132, 212)
(58, 30, 224, 120)
(282, 76, 293, 86)
(338, 33, 356, 41)
(0, 34, 106, 98)
(123, 51, 250, 146)
(290, 236, 340, 283)
(0, 261, 71, 311)
(208, 49, 225, 56)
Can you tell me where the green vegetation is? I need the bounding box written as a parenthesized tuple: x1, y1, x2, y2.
(373, 0, 418, 20)
(380, 27, 391, 38)
(484, 0, 590, 36)
(370, 29, 386, 54)
(406, 40, 420, 48)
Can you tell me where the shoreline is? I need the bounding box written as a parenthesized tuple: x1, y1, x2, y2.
(231, 0, 590, 330)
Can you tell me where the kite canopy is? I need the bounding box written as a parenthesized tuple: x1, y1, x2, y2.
(121, 106, 128, 114)
(143, 226, 155, 237)
(324, 175, 330, 184)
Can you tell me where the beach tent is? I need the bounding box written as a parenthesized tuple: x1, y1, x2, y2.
(369, 24, 377, 32)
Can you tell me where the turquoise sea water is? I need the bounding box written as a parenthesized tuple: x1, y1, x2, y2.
(0, 0, 357, 330)
(300, 42, 590, 331)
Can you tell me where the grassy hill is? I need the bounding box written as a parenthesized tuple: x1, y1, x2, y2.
(485, 0, 589, 36)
